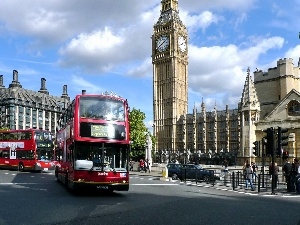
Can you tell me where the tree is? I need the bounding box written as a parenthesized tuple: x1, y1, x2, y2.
(129, 108, 155, 160)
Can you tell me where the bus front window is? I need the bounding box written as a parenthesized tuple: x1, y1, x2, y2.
(74, 143, 127, 171)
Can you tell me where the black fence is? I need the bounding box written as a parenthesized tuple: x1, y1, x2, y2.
(180, 169, 300, 194)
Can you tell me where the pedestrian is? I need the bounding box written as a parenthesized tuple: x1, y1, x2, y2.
(139, 159, 145, 172)
(129, 160, 134, 171)
(282, 160, 292, 184)
(290, 158, 300, 189)
(144, 159, 148, 172)
(223, 159, 228, 171)
(245, 163, 255, 191)
(251, 162, 258, 180)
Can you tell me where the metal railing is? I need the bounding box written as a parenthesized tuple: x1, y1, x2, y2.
(179, 168, 216, 186)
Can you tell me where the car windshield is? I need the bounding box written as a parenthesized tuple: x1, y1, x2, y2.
(194, 165, 203, 169)
(168, 163, 181, 168)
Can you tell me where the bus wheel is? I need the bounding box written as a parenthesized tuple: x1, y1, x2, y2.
(18, 163, 24, 172)
(65, 173, 69, 189)
(55, 168, 59, 182)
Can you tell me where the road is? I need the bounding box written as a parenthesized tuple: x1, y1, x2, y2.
(0, 170, 299, 225)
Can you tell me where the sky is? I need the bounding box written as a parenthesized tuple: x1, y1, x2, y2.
(0, 0, 300, 131)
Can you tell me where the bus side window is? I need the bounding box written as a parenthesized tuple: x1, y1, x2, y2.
(10, 133, 16, 140)
(21, 133, 26, 140)
(3, 150, 9, 158)
(17, 132, 22, 140)
(25, 132, 32, 140)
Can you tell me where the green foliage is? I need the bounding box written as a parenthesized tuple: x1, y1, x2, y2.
(129, 108, 155, 160)
(0, 127, 9, 131)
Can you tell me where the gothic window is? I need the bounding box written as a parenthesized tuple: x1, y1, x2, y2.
(231, 120, 236, 128)
(244, 112, 249, 121)
(220, 132, 225, 140)
(230, 131, 237, 140)
(209, 132, 214, 140)
(288, 100, 300, 116)
(198, 134, 202, 141)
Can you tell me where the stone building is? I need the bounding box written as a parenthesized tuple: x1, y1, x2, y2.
(152, 0, 300, 164)
(0, 70, 70, 133)
(254, 58, 300, 162)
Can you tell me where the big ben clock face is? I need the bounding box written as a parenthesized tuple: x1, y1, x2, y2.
(156, 35, 169, 52)
(178, 36, 186, 52)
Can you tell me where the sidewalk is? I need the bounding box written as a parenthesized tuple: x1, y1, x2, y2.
(129, 165, 300, 196)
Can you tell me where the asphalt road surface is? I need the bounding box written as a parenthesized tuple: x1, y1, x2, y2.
(0, 170, 299, 225)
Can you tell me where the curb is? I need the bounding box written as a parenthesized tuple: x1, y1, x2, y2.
(131, 172, 300, 196)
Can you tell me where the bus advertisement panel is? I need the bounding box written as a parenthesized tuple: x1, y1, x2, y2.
(0, 129, 55, 172)
(55, 91, 130, 192)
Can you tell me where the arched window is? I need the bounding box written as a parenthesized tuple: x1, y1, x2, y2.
(287, 100, 300, 116)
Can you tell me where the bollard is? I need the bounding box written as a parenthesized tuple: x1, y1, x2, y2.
(258, 174, 261, 192)
(232, 171, 235, 190)
(162, 166, 168, 178)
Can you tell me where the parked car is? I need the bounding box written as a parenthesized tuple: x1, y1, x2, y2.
(167, 163, 182, 180)
(178, 164, 215, 182)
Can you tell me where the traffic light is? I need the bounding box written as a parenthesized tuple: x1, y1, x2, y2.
(282, 151, 289, 160)
(253, 141, 259, 156)
(277, 127, 288, 156)
(264, 127, 274, 156)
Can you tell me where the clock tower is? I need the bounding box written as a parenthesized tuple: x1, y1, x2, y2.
(152, 0, 188, 152)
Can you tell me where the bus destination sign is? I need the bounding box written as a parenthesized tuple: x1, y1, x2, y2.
(91, 125, 109, 137)
(37, 143, 54, 148)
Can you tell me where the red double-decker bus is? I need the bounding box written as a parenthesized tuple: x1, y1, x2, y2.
(55, 90, 130, 192)
(0, 129, 55, 172)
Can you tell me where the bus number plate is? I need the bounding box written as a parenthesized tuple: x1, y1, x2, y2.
(97, 186, 108, 189)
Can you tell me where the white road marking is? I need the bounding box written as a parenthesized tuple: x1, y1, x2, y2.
(0, 183, 38, 185)
(131, 183, 179, 186)
(281, 195, 300, 198)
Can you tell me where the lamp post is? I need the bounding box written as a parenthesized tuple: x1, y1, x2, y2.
(145, 133, 152, 172)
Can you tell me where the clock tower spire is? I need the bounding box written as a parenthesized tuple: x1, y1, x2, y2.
(152, 0, 188, 153)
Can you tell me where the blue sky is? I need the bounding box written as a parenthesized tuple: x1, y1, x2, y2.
(0, 0, 300, 131)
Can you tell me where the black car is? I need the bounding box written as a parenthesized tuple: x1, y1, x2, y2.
(167, 163, 182, 180)
(178, 164, 214, 182)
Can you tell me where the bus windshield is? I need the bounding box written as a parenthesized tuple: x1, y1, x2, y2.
(74, 142, 128, 171)
(34, 130, 54, 161)
(79, 96, 124, 121)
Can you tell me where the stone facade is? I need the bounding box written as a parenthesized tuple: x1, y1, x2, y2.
(152, 0, 300, 164)
(152, 0, 188, 151)
(0, 70, 70, 133)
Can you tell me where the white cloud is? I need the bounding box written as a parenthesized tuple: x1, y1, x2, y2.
(180, 0, 257, 13)
(284, 45, 300, 63)
(61, 28, 124, 55)
(0, 0, 299, 127)
(71, 75, 103, 94)
(185, 11, 221, 32)
(187, 36, 285, 111)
